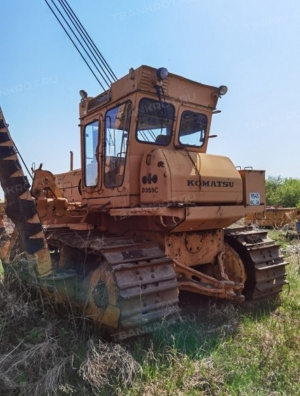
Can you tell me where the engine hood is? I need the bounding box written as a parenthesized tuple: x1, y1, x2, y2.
(140, 149, 243, 205)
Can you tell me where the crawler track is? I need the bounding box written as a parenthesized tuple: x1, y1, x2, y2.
(225, 227, 288, 300)
(46, 229, 180, 339)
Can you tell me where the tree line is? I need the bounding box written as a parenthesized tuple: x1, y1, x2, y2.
(266, 176, 300, 207)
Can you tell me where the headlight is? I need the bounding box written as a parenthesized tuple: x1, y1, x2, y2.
(156, 67, 169, 81)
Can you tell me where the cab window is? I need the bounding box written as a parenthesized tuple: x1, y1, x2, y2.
(104, 101, 132, 188)
(179, 111, 207, 147)
(136, 98, 174, 145)
(84, 120, 99, 187)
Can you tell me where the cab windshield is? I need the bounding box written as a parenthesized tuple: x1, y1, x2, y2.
(136, 98, 175, 146)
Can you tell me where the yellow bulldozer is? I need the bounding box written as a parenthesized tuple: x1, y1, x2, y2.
(0, 65, 288, 340)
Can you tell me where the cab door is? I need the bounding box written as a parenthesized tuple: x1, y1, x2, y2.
(83, 119, 100, 189)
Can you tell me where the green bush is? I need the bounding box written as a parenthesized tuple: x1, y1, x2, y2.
(266, 176, 300, 207)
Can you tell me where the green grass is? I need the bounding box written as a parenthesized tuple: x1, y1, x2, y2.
(123, 283, 300, 395)
(0, 231, 299, 395)
(122, 234, 300, 396)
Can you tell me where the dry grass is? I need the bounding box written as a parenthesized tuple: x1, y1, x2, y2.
(0, 261, 141, 395)
(79, 339, 141, 392)
(0, 337, 69, 395)
(0, 272, 71, 395)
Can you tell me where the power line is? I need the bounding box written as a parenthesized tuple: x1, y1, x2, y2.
(59, 0, 117, 82)
(44, 0, 117, 89)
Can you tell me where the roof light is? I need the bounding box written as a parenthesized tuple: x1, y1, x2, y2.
(79, 89, 88, 100)
(218, 85, 228, 96)
(156, 67, 168, 81)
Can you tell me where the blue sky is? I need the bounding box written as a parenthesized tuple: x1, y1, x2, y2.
(1, 0, 300, 200)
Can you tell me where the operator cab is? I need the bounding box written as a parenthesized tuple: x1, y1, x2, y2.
(79, 65, 227, 207)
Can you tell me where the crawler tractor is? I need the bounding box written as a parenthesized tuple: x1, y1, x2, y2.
(0, 66, 288, 339)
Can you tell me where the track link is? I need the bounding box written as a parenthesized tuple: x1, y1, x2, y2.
(225, 227, 288, 300)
